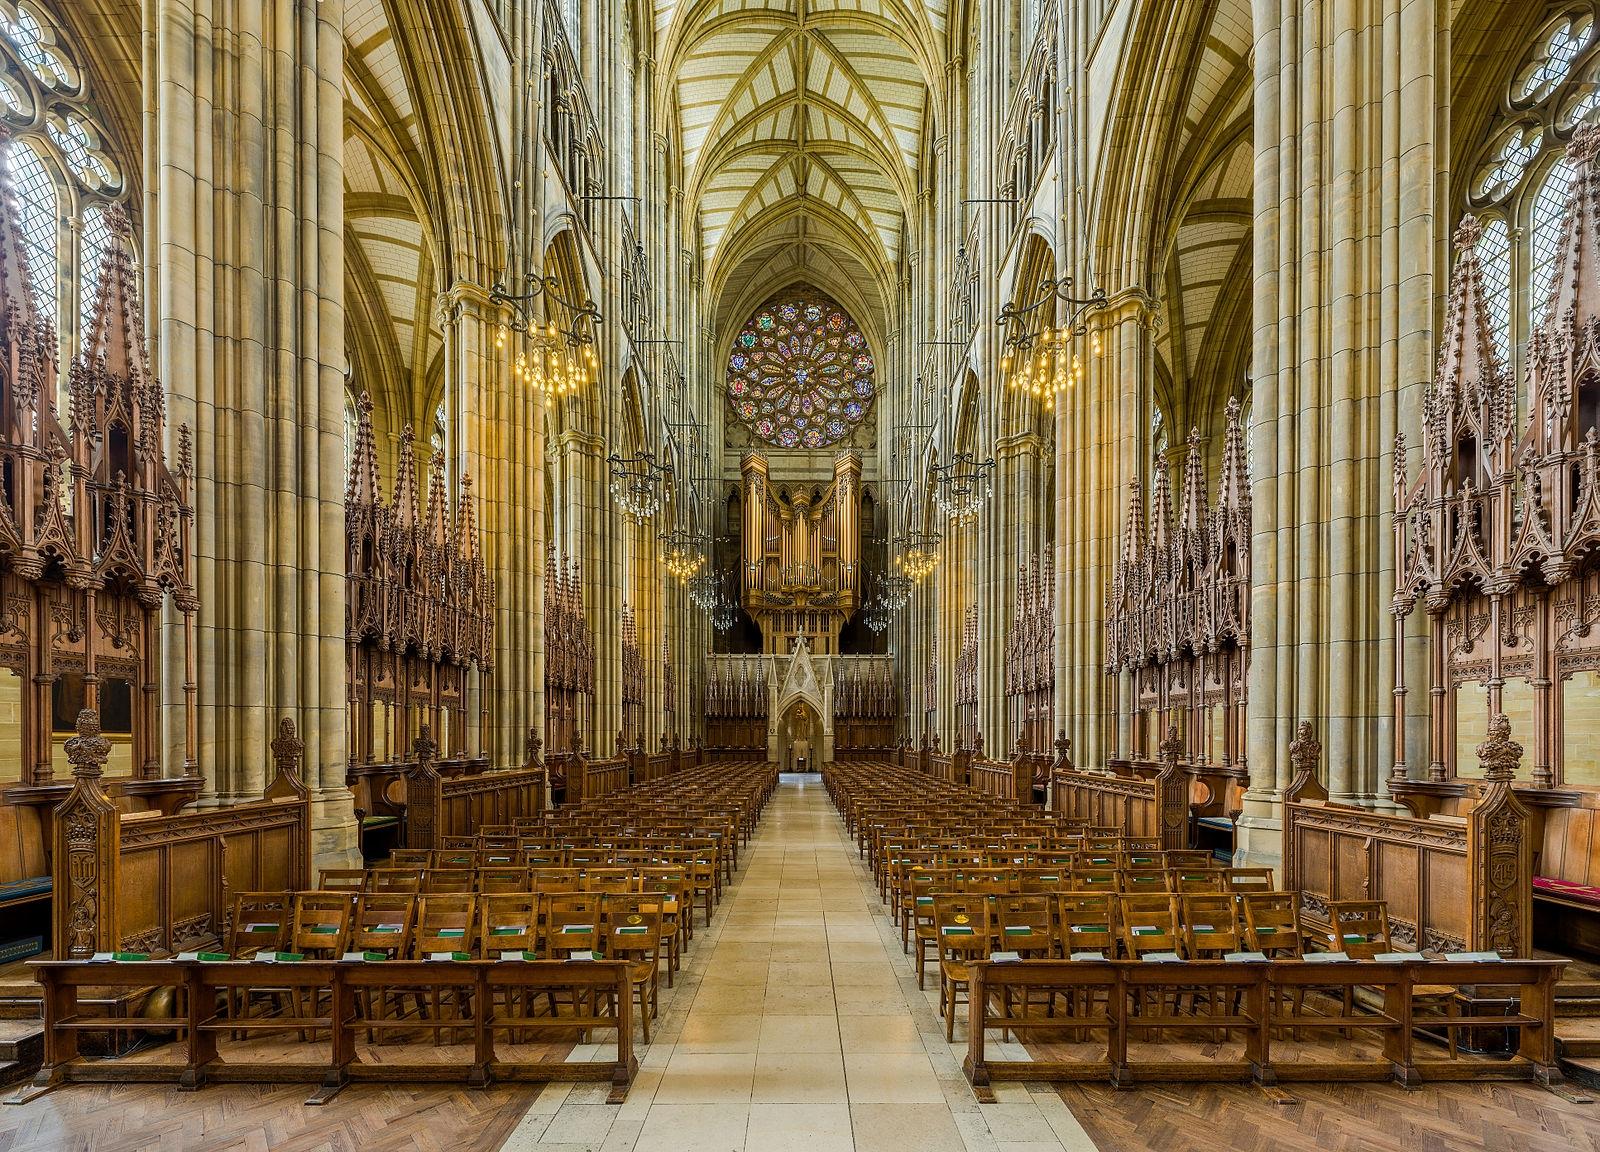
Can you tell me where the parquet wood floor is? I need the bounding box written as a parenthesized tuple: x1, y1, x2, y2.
(1055, 1079, 1600, 1152)
(0, 1079, 546, 1152)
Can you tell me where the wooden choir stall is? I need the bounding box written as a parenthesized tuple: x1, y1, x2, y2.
(343, 394, 502, 857)
(703, 655, 769, 756)
(0, 179, 320, 978)
(1086, 398, 1253, 856)
(1384, 126, 1600, 959)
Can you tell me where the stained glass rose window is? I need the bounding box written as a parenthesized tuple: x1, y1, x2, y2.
(726, 286, 875, 449)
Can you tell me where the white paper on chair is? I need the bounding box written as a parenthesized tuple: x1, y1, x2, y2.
(1304, 951, 1351, 963)
(1224, 951, 1269, 963)
(988, 951, 1021, 963)
(1444, 951, 1504, 962)
(1374, 951, 1425, 963)
(1069, 951, 1106, 962)
(1141, 952, 1184, 963)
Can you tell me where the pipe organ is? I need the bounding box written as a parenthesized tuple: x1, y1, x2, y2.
(739, 452, 862, 653)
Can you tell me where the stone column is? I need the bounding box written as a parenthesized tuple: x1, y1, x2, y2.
(151, 0, 355, 868)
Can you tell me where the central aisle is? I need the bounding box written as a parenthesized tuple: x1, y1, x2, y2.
(501, 773, 1099, 1152)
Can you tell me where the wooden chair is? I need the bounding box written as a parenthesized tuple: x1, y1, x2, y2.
(638, 869, 689, 983)
(349, 892, 417, 1040)
(317, 868, 366, 892)
(367, 867, 423, 893)
(389, 849, 430, 867)
(414, 893, 479, 1043)
(1226, 866, 1276, 894)
(1325, 899, 1460, 1057)
(290, 892, 353, 959)
(933, 894, 994, 1042)
(541, 892, 603, 958)
(478, 866, 532, 894)
(1116, 894, 1183, 960)
(479, 893, 539, 956)
(222, 892, 292, 1034)
(1241, 893, 1304, 957)
(603, 893, 663, 1042)
(1180, 894, 1242, 959)
(422, 869, 476, 894)
(1057, 892, 1118, 958)
(226, 892, 290, 959)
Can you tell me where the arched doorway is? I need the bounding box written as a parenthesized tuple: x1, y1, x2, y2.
(778, 699, 819, 773)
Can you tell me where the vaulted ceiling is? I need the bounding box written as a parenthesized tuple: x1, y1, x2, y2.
(654, 0, 947, 343)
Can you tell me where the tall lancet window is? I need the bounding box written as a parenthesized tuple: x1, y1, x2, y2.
(0, 1, 130, 387)
(1465, 5, 1600, 404)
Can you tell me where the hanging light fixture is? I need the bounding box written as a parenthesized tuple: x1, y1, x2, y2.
(881, 571, 913, 611)
(931, 451, 996, 523)
(488, 273, 602, 397)
(997, 275, 1108, 408)
(608, 449, 667, 519)
(661, 525, 707, 580)
(687, 568, 718, 611)
(894, 528, 941, 582)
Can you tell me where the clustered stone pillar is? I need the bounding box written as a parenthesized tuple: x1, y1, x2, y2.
(151, 0, 355, 868)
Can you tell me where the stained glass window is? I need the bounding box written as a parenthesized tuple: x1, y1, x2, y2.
(726, 286, 876, 449)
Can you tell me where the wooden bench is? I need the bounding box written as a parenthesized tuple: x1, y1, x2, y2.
(22, 957, 637, 1103)
(963, 957, 1566, 1095)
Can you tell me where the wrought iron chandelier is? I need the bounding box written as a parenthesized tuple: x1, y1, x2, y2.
(661, 525, 707, 580)
(489, 273, 602, 397)
(880, 571, 913, 611)
(864, 596, 892, 633)
(997, 275, 1108, 406)
(894, 528, 941, 582)
(931, 451, 995, 523)
(687, 568, 718, 611)
(608, 449, 667, 519)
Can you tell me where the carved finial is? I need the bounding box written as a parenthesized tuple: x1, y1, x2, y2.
(525, 726, 542, 763)
(1477, 712, 1523, 782)
(413, 723, 437, 766)
(635, 735, 645, 753)
(1289, 720, 1321, 778)
(1453, 213, 1483, 252)
(271, 717, 304, 780)
(973, 732, 984, 757)
(1570, 121, 1600, 167)
(1158, 724, 1183, 766)
(616, 728, 626, 756)
(65, 708, 111, 780)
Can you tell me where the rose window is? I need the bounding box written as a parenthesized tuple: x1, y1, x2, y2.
(726, 287, 876, 449)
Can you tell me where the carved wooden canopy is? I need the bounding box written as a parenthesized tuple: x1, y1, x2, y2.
(1106, 397, 1252, 674)
(1393, 123, 1600, 785)
(1104, 397, 1251, 765)
(0, 125, 196, 783)
(345, 393, 494, 762)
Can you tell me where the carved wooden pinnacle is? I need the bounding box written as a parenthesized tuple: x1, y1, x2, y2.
(270, 717, 304, 780)
(65, 708, 110, 780)
(1570, 121, 1600, 166)
(413, 723, 437, 766)
(1159, 724, 1183, 766)
(1476, 713, 1523, 783)
(1289, 720, 1321, 778)
(525, 727, 541, 762)
(1453, 214, 1482, 252)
